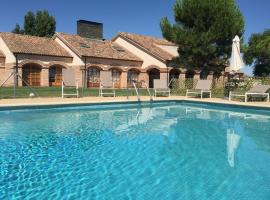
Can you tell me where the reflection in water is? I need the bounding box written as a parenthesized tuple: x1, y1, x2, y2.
(227, 129, 241, 168)
(185, 107, 211, 120)
(114, 107, 178, 137)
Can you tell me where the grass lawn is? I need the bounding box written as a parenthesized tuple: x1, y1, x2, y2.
(0, 87, 155, 98)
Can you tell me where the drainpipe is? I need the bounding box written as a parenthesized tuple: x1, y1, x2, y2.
(166, 60, 169, 87)
(84, 56, 87, 88)
(13, 54, 18, 97)
(81, 56, 87, 97)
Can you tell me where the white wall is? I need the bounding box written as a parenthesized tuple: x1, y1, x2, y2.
(54, 37, 84, 66)
(114, 37, 167, 69)
(156, 45, 178, 57)
(0, 37, 16, 64)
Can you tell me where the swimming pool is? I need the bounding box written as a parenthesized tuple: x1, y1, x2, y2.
(1, 101, 270, 199)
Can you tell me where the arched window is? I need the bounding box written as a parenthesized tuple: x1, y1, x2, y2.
(148, 68, 160, 88)
(49, 66, 63, 87)
(185, 70, 195, 89)
(169, 69, 180, 87)
(111, 68, 121, 88)
(22, 64, 41, 86)
(88, 67, 100, 87)
(127, 69, 139, 87)
(185, 70, 195, 79)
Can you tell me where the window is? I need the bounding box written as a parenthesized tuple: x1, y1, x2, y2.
(127, 70, 139, 87)
(148, 68, 160, 88)
(87, 67, 100, 87)
(49, 66, 63, 87)
(111, 69, 121, 88)
(22, 64, 41, 87)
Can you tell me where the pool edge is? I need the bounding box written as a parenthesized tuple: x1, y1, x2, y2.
(1, 98, 270, 112)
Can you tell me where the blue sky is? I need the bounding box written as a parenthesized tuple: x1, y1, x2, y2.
(0, 0, 269, 74)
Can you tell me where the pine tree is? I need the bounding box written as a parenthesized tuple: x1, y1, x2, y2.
(35, 11, 56, 37)
(11, 10, 56, 37)
(244, 29, 270, 76)
(12, 24, 24, 34)
(161, 0, 245, 73)
(24, 11, 36, 35)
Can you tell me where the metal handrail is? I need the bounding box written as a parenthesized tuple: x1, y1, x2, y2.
(132, 80, 141, 102)
(141, 81, 153, 101)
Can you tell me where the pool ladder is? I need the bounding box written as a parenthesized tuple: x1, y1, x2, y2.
(132, 80, 153, 102)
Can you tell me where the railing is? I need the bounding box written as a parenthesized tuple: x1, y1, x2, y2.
(140, 81, 153, 101)
(132, 80, 141, 102)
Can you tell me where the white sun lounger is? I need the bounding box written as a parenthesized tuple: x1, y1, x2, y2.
(229, 84, 270, 102)
(62, 69, 79, 98)
(99, 71, 116, 97)
(154, 79, 170, 97)
(186, 80, 212, 99)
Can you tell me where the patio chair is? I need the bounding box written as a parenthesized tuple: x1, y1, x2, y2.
(99, 71, 116, 97)
(154, 79, 170, 97)
(62, 69, 79, 98)
(229, 84, 270, 102)
(186, 80, 212, 99)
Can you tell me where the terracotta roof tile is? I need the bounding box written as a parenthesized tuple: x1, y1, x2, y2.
(57, 32, 142, 62)
(117, 32, 177, 61)
(0, 32, 72, 57)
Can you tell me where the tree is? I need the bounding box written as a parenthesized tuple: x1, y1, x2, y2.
(34, 11, 56, 37)
(24, 11, 36, 35)
(12, 24, 24, 34)
(11, 10, 56, 37)
(244, 29, 270, 76)
(160, 0, 245, 73)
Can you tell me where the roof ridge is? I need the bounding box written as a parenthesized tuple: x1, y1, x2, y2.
(57, 32, 107, 43)
(119, 32, 173, 43)
(0, 32, 53, 40)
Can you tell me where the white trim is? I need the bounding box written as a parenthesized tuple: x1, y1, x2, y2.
(186, 89, 212, 99)
(229, 91, 269, 102)
(62, 81, 79, 98)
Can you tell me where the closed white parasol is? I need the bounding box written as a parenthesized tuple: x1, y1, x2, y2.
(230, 35, 244, 73)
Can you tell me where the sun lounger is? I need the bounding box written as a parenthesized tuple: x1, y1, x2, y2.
(99, 71, 116, 97)
(62, 69, 79, 98)
(154, 79, 170, 97)
(186, 80, 212, 99)
(229, 84, 270, 102)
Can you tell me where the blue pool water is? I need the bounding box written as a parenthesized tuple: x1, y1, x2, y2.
(0, 102, 270, 200)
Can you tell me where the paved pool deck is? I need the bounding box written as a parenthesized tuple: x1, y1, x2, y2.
(0, 96, 270, 109)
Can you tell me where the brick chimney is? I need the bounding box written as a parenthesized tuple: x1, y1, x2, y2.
(77, 20, 103, 39)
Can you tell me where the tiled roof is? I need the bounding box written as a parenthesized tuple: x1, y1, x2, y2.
(57, 32, 142, 62)
(116, 32, 177, 61)
(0, 50, 5, 58)
(0, 32, 72, 57)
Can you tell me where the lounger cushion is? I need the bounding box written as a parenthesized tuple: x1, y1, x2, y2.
(248, 85, 270, 93)
(154, 79, 168, 89)
(63, 69, 76, 87)
(195, 80, 212, 90)
(100, 71, 113, 88)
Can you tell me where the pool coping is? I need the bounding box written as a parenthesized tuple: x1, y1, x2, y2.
(0, 97, 270, 111)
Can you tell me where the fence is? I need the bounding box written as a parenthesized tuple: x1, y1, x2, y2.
(0, 87, 155, 99)
(170, 78, 226, 98)
(170, 77, 270, 98)
(1, 77, 270, 99)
